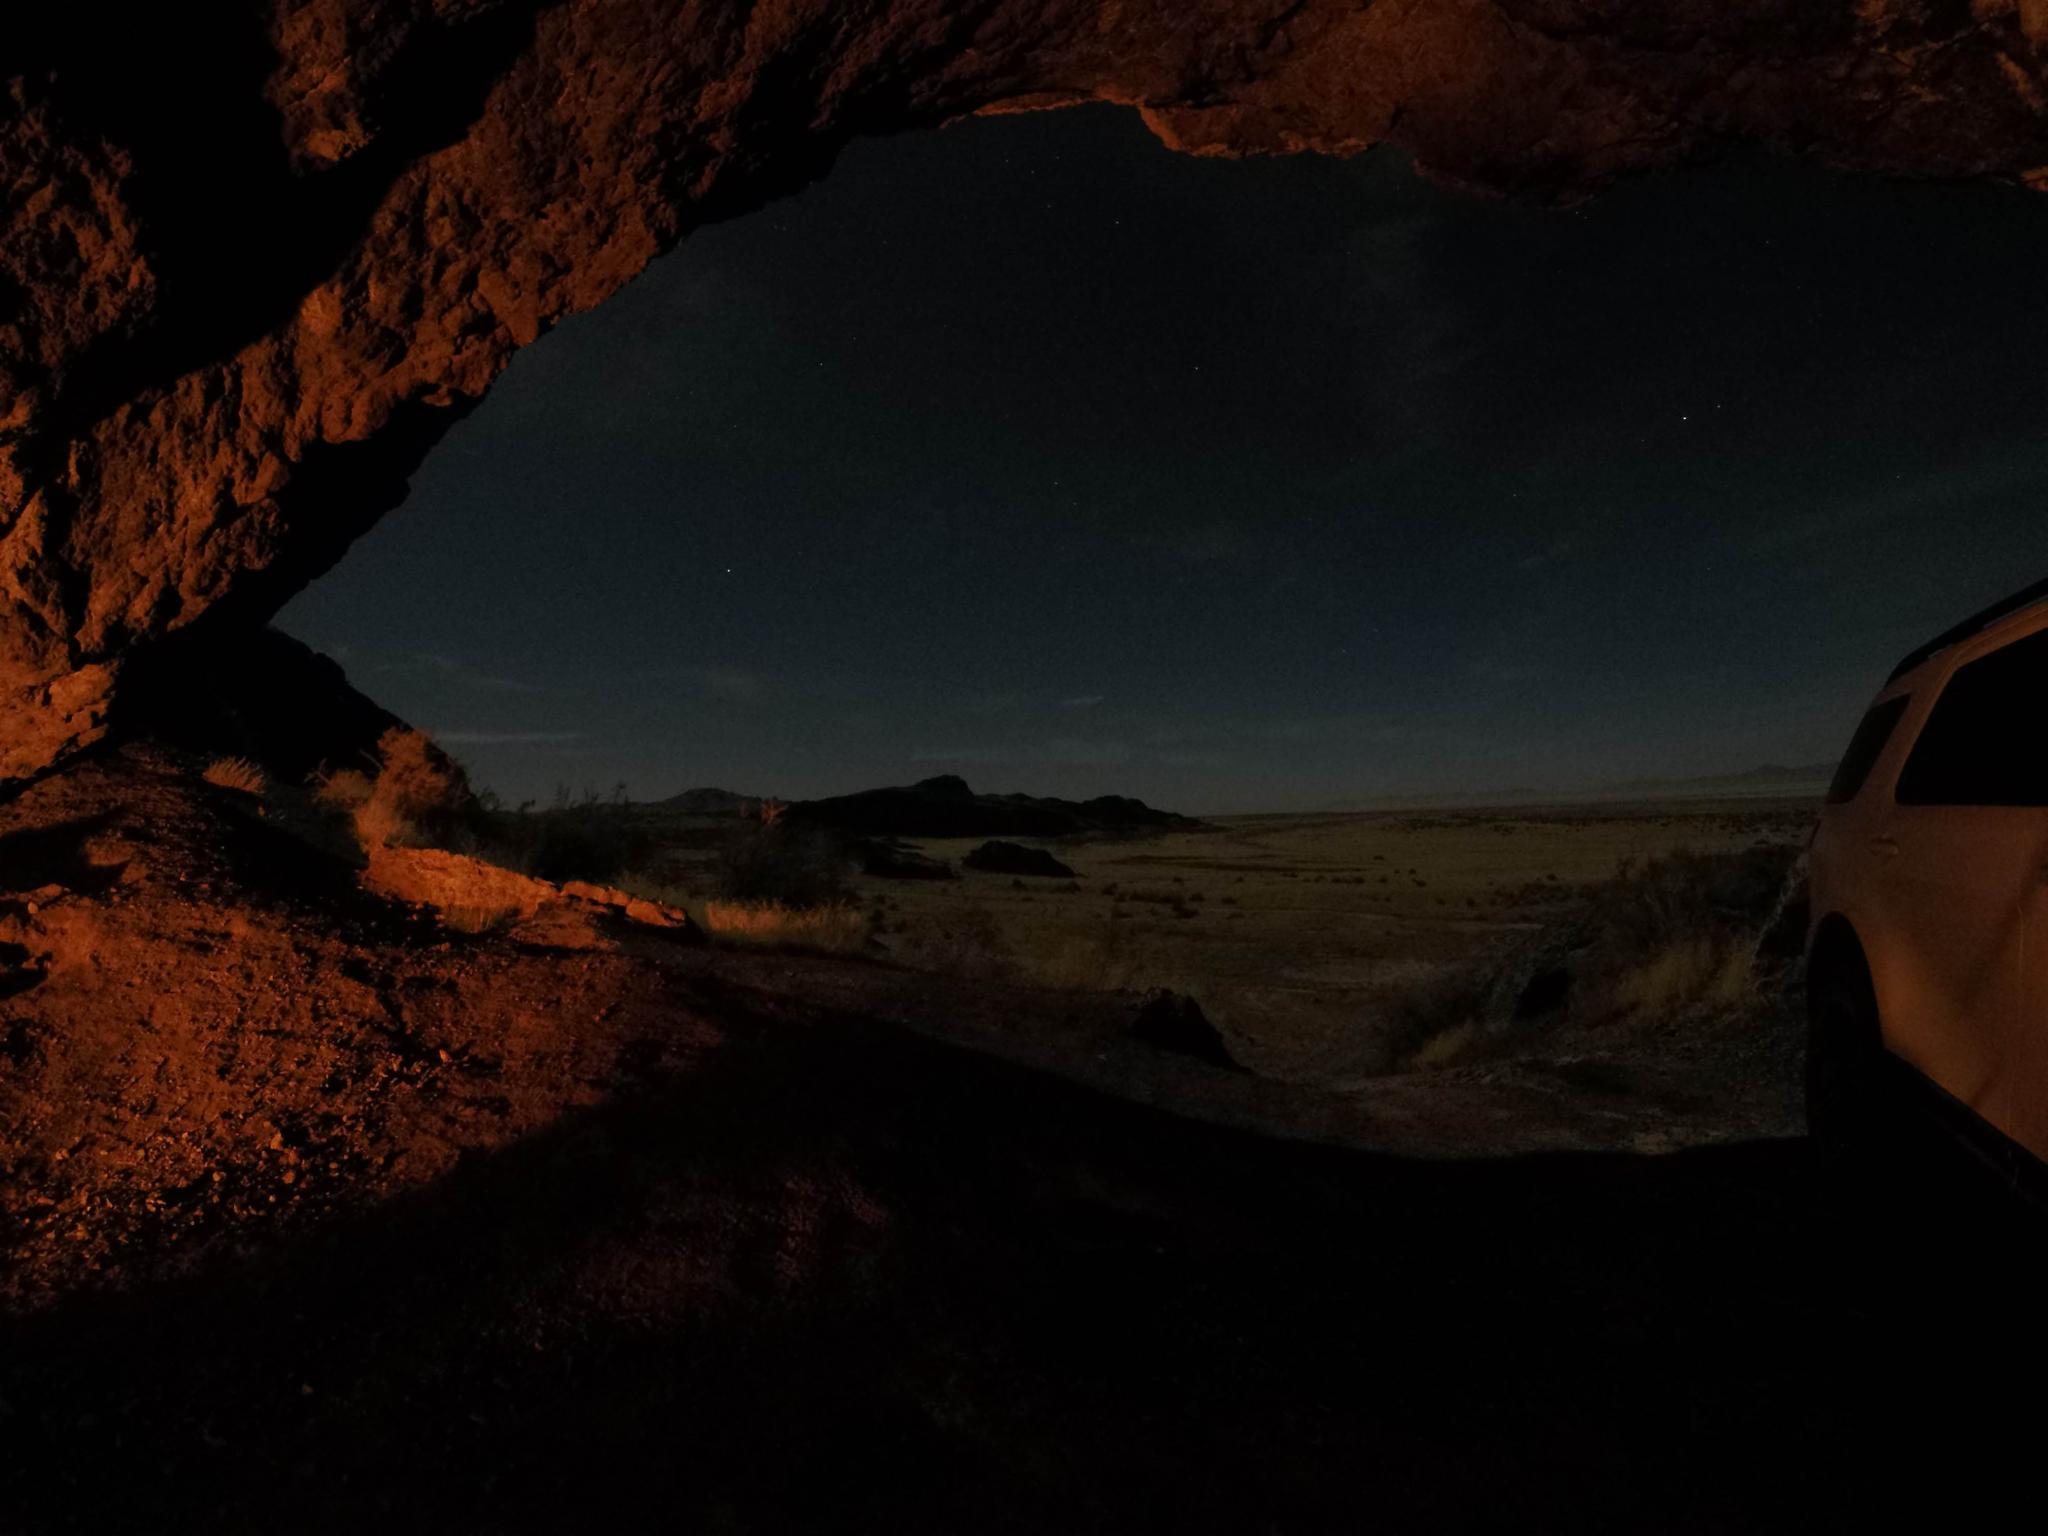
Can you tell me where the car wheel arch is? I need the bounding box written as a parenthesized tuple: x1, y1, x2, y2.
(1809, 913, 1882, 1044)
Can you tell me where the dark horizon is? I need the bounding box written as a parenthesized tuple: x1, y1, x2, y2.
(279, 106, 2048, 814)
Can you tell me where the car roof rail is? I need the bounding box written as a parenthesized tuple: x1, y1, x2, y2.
(1887, 574, 2048, 683)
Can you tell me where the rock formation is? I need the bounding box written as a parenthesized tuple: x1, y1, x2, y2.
(1127, 987, 1244, 1072)
(8, 0, 2048, 783)
(962, 840, 1078, 879)
(796, 776, 1197, 836)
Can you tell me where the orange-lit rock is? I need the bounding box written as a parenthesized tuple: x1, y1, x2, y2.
(7, 1, 2048, 780)
(364, 847, 701, 941)
(361, 844, 557, 924)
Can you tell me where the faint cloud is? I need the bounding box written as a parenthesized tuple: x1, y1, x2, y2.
(432, 730, 587, 745)
(1518, 540, 1573, 572)
(630, 663, 769, 701)
(909, 745, 1013, 765)
(1046, 737, 1132, 767)
(390, 652, 540, 694)
(1251, 714, 1410, 748)
(911, 738, 1132, 769)
(696, 667, 763, 701)
(1059, 694, 1105, 710)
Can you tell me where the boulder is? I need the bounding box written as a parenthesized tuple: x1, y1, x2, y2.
(1127, 989, 1244, 1073)
(858, 841, 957, 881)
(963, 841, 1076, 879)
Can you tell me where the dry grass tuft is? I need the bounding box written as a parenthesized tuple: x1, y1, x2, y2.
(312, 767, 373, 808)
(887, 903, 1015, 979)
(1601, 937, 1756, 1020)
(1573, 846, 1793, 1026)
(439, 901, 526, 937)
(350, 795, 413, 852)
(1408, 1019, 1480, 1070)
(702, 900, 867, 954)
(1021, 931, 1136, 991)
(1006, 918, 1188, 994)
(202, 757, 266, 796)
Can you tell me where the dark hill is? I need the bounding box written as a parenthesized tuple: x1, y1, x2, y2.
(654, 787, 761, 817)
(790, 776, 1200, 839)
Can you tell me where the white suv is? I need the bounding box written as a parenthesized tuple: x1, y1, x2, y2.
(1808, 578, 2048, 1174)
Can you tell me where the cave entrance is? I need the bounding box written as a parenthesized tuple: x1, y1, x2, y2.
(273, 102, 2048, 1083)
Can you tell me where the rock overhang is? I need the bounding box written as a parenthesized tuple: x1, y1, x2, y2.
(6, 0, 2048, 784)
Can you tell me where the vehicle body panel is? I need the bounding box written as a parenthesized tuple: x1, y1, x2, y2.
(1809, 601, 2048, 1164)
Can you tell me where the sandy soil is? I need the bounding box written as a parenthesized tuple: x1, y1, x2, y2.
(2, 749, 2040, 1531)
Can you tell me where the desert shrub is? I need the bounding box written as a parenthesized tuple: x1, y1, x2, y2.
(1383, 843, 1805, 1069)
(352, 794, 412, 851)
(368, 727, 471, 845)
(202, 756, 266, 796)
(318, 728, 472, 852)
(313, 767, 373, 808)
(715, 822, 852, 909)
(1585, 845, 1794, 955)
(313, 765, 380, 843)
(1603, 936, 1757, 1019)
(522, 806, 651, 884)
(702, 900, 866, 954)
(1570, 844, 1802, 1025)
(1372, 960, 1498, 1070)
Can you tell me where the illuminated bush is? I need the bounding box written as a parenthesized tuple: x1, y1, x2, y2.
(201, 756, 266, 796)
(315, 728, 471, 852)
(702, 900, 866, 953)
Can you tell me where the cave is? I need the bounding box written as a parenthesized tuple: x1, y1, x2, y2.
(14, 11, 2048, 1527)
(9, 0, 2048, 785)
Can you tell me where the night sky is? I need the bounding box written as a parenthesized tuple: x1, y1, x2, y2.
(279, 106, 2048, 813)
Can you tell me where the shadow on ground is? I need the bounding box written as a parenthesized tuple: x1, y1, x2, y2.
(0, 815, 127, 896)
(5, 981, 2040, 1535)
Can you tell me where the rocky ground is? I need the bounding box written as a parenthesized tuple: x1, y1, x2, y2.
(3, 747, 2044, 1531)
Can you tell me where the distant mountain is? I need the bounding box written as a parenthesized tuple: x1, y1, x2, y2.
(1600, 762, 1835, 799)
(1318, 761, 1835, 814)
(789, 775, 1201, 838)
(652, 787, 762, 817)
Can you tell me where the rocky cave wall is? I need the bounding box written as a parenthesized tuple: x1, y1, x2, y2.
(6, 0, 2048, 784)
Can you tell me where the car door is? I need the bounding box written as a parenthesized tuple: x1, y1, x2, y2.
(2015, 881, 2048, 1163)
(2002, 626, 2048, 1163)
(1882, 621, 2048, 1141)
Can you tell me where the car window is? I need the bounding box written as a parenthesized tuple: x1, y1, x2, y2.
(1895, 626, 2048, 806)
(1827, 696, 1910, 805)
